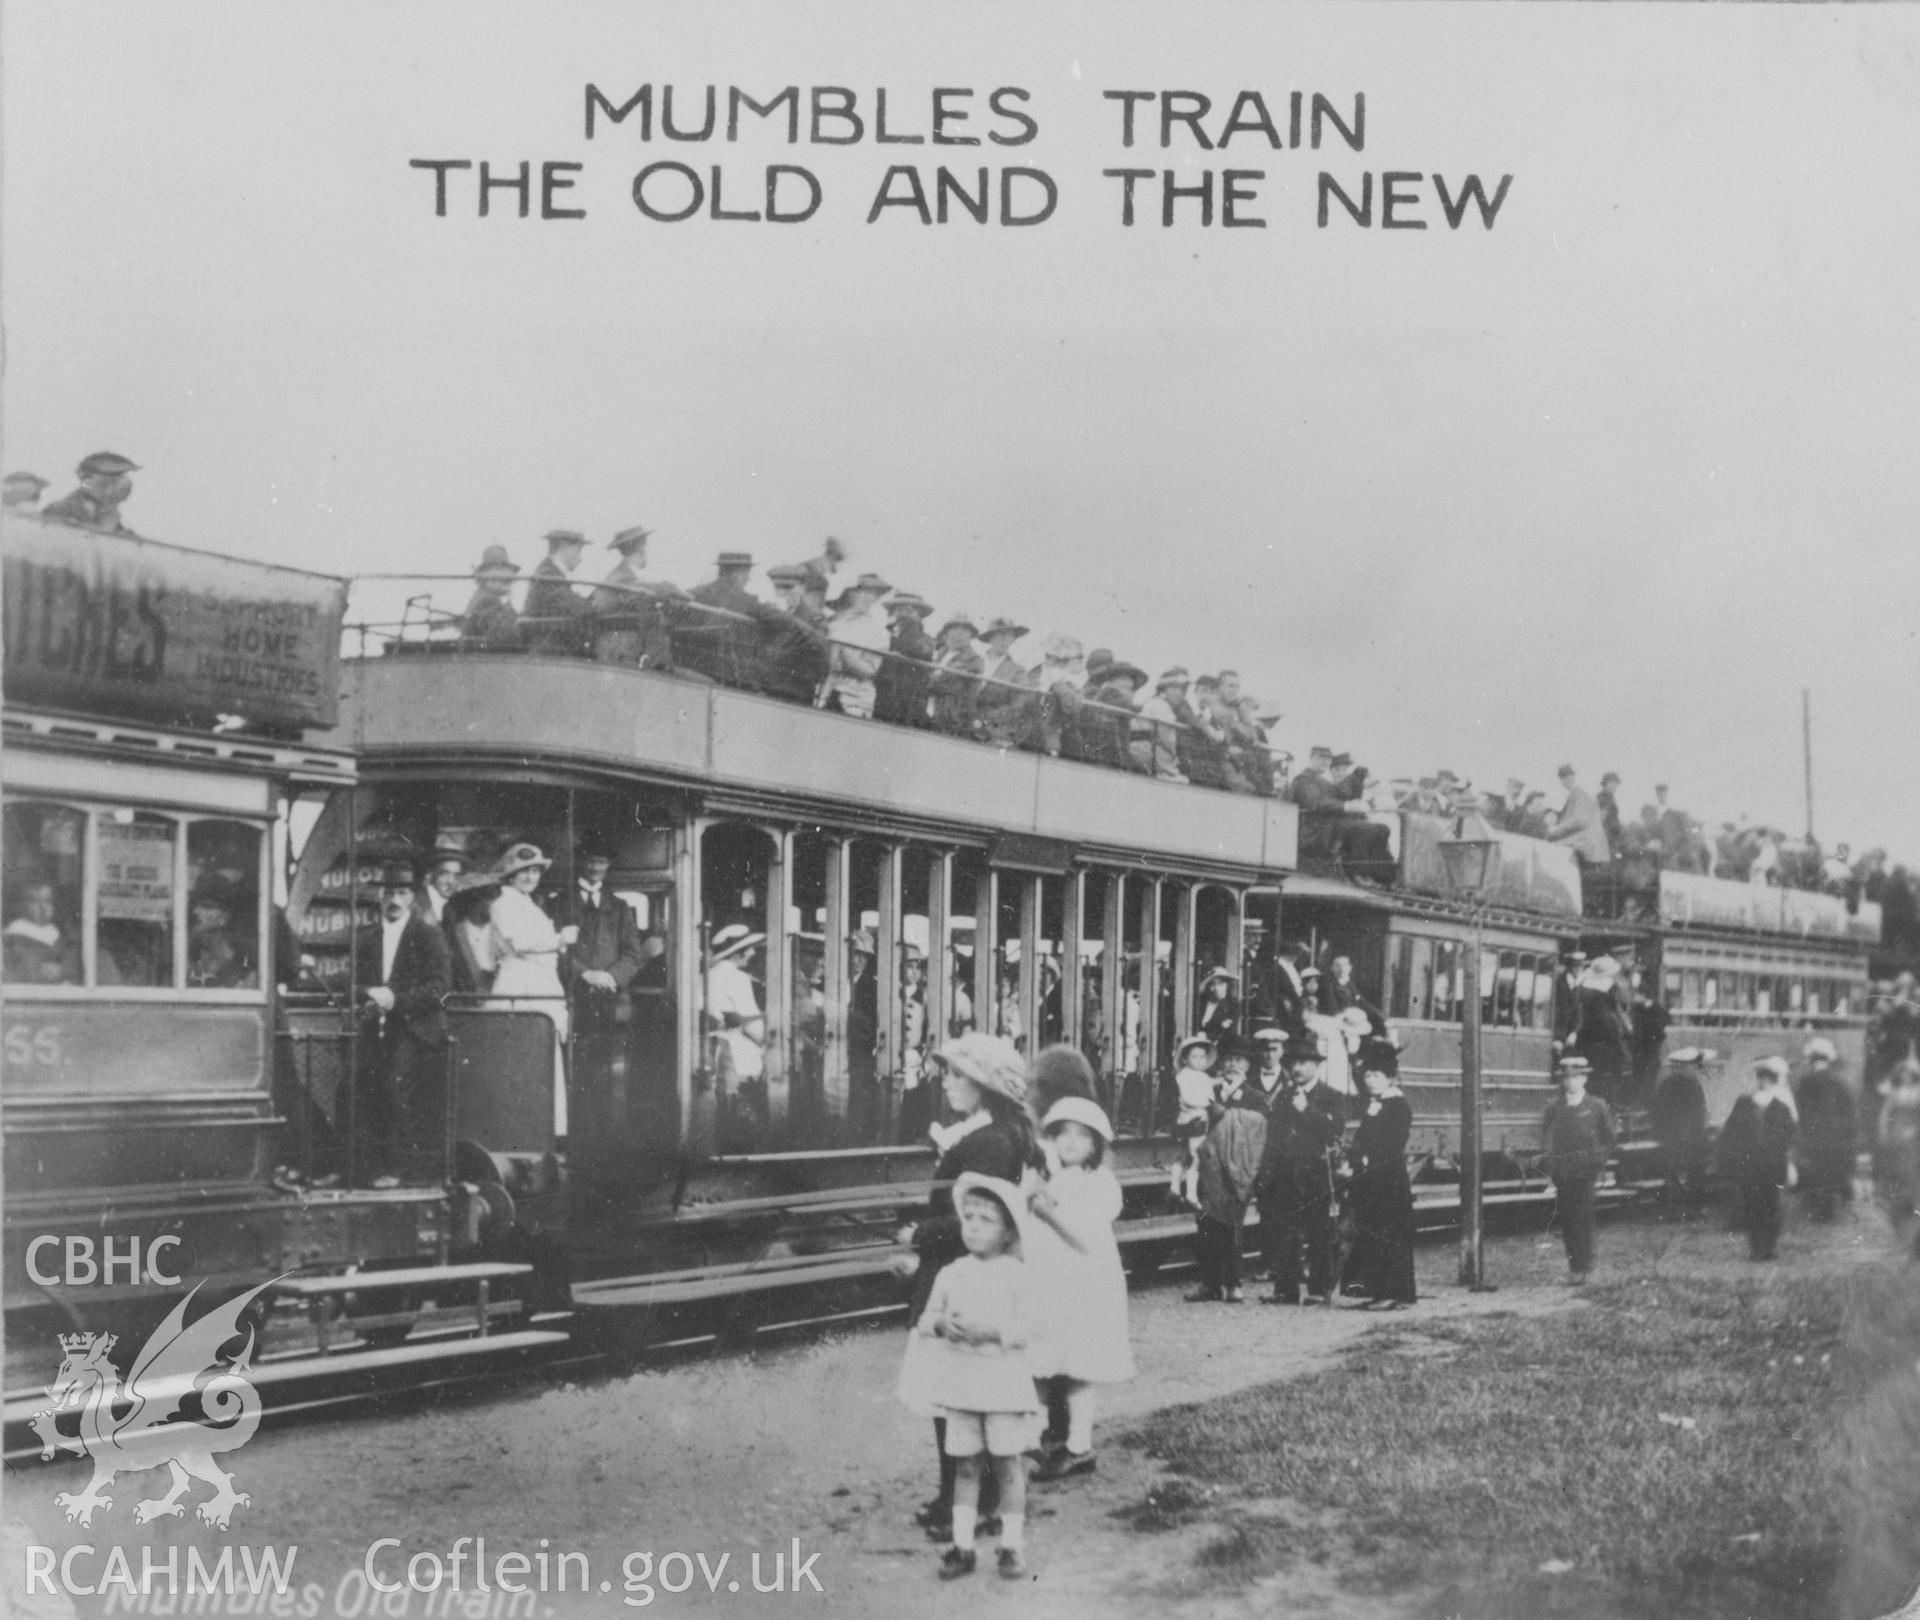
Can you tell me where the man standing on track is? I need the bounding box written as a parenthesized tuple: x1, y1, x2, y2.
(1542, 1055, 1617, 1284)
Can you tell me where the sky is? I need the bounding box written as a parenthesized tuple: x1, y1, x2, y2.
(4, 3, 1917, 858)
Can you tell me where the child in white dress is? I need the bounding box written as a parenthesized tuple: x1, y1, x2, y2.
(1170, 1034, 1218, 1204)
(1026, 1098, 1136, 1479)
(897, 1172, 1041, 1581)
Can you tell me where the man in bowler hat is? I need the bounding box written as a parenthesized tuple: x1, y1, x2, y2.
(334, 859, 452, 1188)
(524, 529, 595, 657)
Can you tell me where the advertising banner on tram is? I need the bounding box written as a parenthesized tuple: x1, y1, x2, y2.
(0, 515, 347, 729)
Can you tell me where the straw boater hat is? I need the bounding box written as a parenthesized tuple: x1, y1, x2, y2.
(1042, 1096, 1114, 1142)
(981, 616, 1029, 641)
(473, 545, 519, 578)
(709, 923, 765, 964)
(1253, 1026, 1290, 1046)
(950, 1172, 1030, 1256)
(1555, 1054, 1592, 1079)
(1200, 966, 1239, 988)
(1802, 1036, 1838, 1063)
(933, 1032, 1028, 1105)
(491, 843, 551, 881)
(1104, 661, 1149, 689)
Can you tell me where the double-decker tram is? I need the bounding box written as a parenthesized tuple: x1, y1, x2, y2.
(295, 614, 1304, 1312)
(0, 514, 513, 1400)
(1583, 870, 1879, 1129)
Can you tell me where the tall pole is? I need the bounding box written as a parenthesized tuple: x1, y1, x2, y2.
(1802, 687, 1815, 841)
(1459, 912, 1487, 1289)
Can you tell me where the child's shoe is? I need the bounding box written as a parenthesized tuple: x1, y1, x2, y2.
(1038, 1448, 1096, 1481)
(998, 1548, 1029, 1579)
(938, 1547, 977, 1581)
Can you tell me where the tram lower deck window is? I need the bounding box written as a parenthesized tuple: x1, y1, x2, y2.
(3, 798, 265, 994)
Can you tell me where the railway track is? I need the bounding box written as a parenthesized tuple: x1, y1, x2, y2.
(4, 1178, 1657, 1467)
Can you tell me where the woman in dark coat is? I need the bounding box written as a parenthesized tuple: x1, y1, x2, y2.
(1341, 1040, 1416, 1308)
(1794, 1037, 1857, 1223)
(1651, 1050, 1712, 1216)
(1717, 1057, 1799, 1260)
(895, 1033, 1039, 1541)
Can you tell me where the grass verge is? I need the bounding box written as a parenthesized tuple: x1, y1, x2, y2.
(1122, 1218, 1920, 1619)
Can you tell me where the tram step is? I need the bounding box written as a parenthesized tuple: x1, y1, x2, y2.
(1, 1329, 575, 1431)
(270, 1260, 533, 1296)
(573, 1249, 905, 1310)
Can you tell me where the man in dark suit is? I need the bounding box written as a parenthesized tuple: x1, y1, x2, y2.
(523, 529, 594, 657)
(337, 860, 451, 1188)
(551, 846, 648, 1160)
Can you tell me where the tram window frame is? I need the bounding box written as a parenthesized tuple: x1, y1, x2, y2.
(2, 796, 269, 1001)
(1387, 935, 1413, 1020)
(1493, 950, 1519, 1027)
(1513, 955, 1537, 1030)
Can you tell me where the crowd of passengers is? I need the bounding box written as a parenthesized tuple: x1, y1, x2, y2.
(13, 467, 1920, 950)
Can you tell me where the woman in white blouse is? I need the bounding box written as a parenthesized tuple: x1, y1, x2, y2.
(486, 843, 577, 1135)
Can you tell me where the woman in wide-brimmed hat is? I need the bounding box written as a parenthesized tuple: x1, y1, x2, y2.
(894, 1032, 1041, 1544)
(1341, 1042, 1415, 1309)
(485, 843, 577, 1133)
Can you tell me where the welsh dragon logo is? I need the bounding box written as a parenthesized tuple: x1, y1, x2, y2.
(30, 1278, 275, 1531)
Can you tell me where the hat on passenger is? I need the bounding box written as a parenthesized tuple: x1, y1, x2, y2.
(1042, 1096, 1114, 1143)
(473, 545, 519, 578)
(951, 1172, 1030, 1256)
(1104, 662, 1149, 690)
(937, 612, 980, 638)
(491, 843, 552, 881)
(1330, 752, 1353, 769)
(1356, 1039, 1399, 1079)
(982, 616, 1029, 641)
(886, 593, 933, 619)
(544, 528, 588, 550)
(1084, 648, 1115, 678)
(1253, 1026, 1290, 1045)
(608, 526, 653, 553)
(1156, 667, 1191, 691)
(766, 562, 809, 584)
(1176, 1034, 1216, 1062)
(1555, 1054, 1592, 1078)
(1754, 1056, 1791, 1082)
(709, 923, 765, 963)
(1803, 1036, 1838, 1063)
(1040, 632, 1084, 664)
(377, 857, 421, 890)
(77, 451, 140, 477)
(427, 846, 470, 871)
(1602, 772, 1621, 787)
(1667, 1047, 1716, 1066)
(1200, 966, 1239, 987)
(934, 1033, 1028, 1105)
(715, 551, 754, 571)
(190, 878, 243, 915)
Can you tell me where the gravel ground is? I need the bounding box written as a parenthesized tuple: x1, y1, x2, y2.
(5, 1218, 1640, 1620)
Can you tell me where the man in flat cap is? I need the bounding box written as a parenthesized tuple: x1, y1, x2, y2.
(591, 526, 682, 670)
(1549, 765, 1612, 867)
(876, 593, 936, 727)
(41, 451, 138, 534)
(2, 471, 49, 511)
(459, 546, 524, 651)
(1289, 747, 1368, 811)
(759, 562, 831, 701)
(523, 529, 594, 657)
(684, 551, 781, 689)
(1541, 1055, 1617, 1283)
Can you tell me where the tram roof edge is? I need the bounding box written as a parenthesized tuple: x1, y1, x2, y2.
(336, 655, 1300, 876)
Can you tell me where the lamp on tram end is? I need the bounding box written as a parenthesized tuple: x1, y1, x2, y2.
(1439, 806, 1502, 1292)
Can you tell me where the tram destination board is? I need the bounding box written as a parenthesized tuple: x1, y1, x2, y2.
(1, 515, 347, 730)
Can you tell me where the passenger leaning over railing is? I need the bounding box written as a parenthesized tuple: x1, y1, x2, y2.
(523, 529, 595, 657)
(1210, 673, 1264, 795)
(1178, 676, 1231, 790)
(1288, 746, 1366, 810)
(1130, 669, 1191, 782)
(761, 561, 833, 701)
(591, 525, 683, 669)
(929, 613, 985, 733)
(459, 546, 524, 650)
(974, 617, 1037, 749)
(877, 593, 937, 727)
(685, 551, 776, 688)
(822, 571, 895, 717)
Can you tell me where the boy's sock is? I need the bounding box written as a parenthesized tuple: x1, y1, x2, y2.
(951, 1506, 978, 1550)
(998, 1513, 1024, 1551)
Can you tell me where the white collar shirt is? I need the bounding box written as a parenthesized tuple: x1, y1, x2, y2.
(380, 914, 409, 983)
